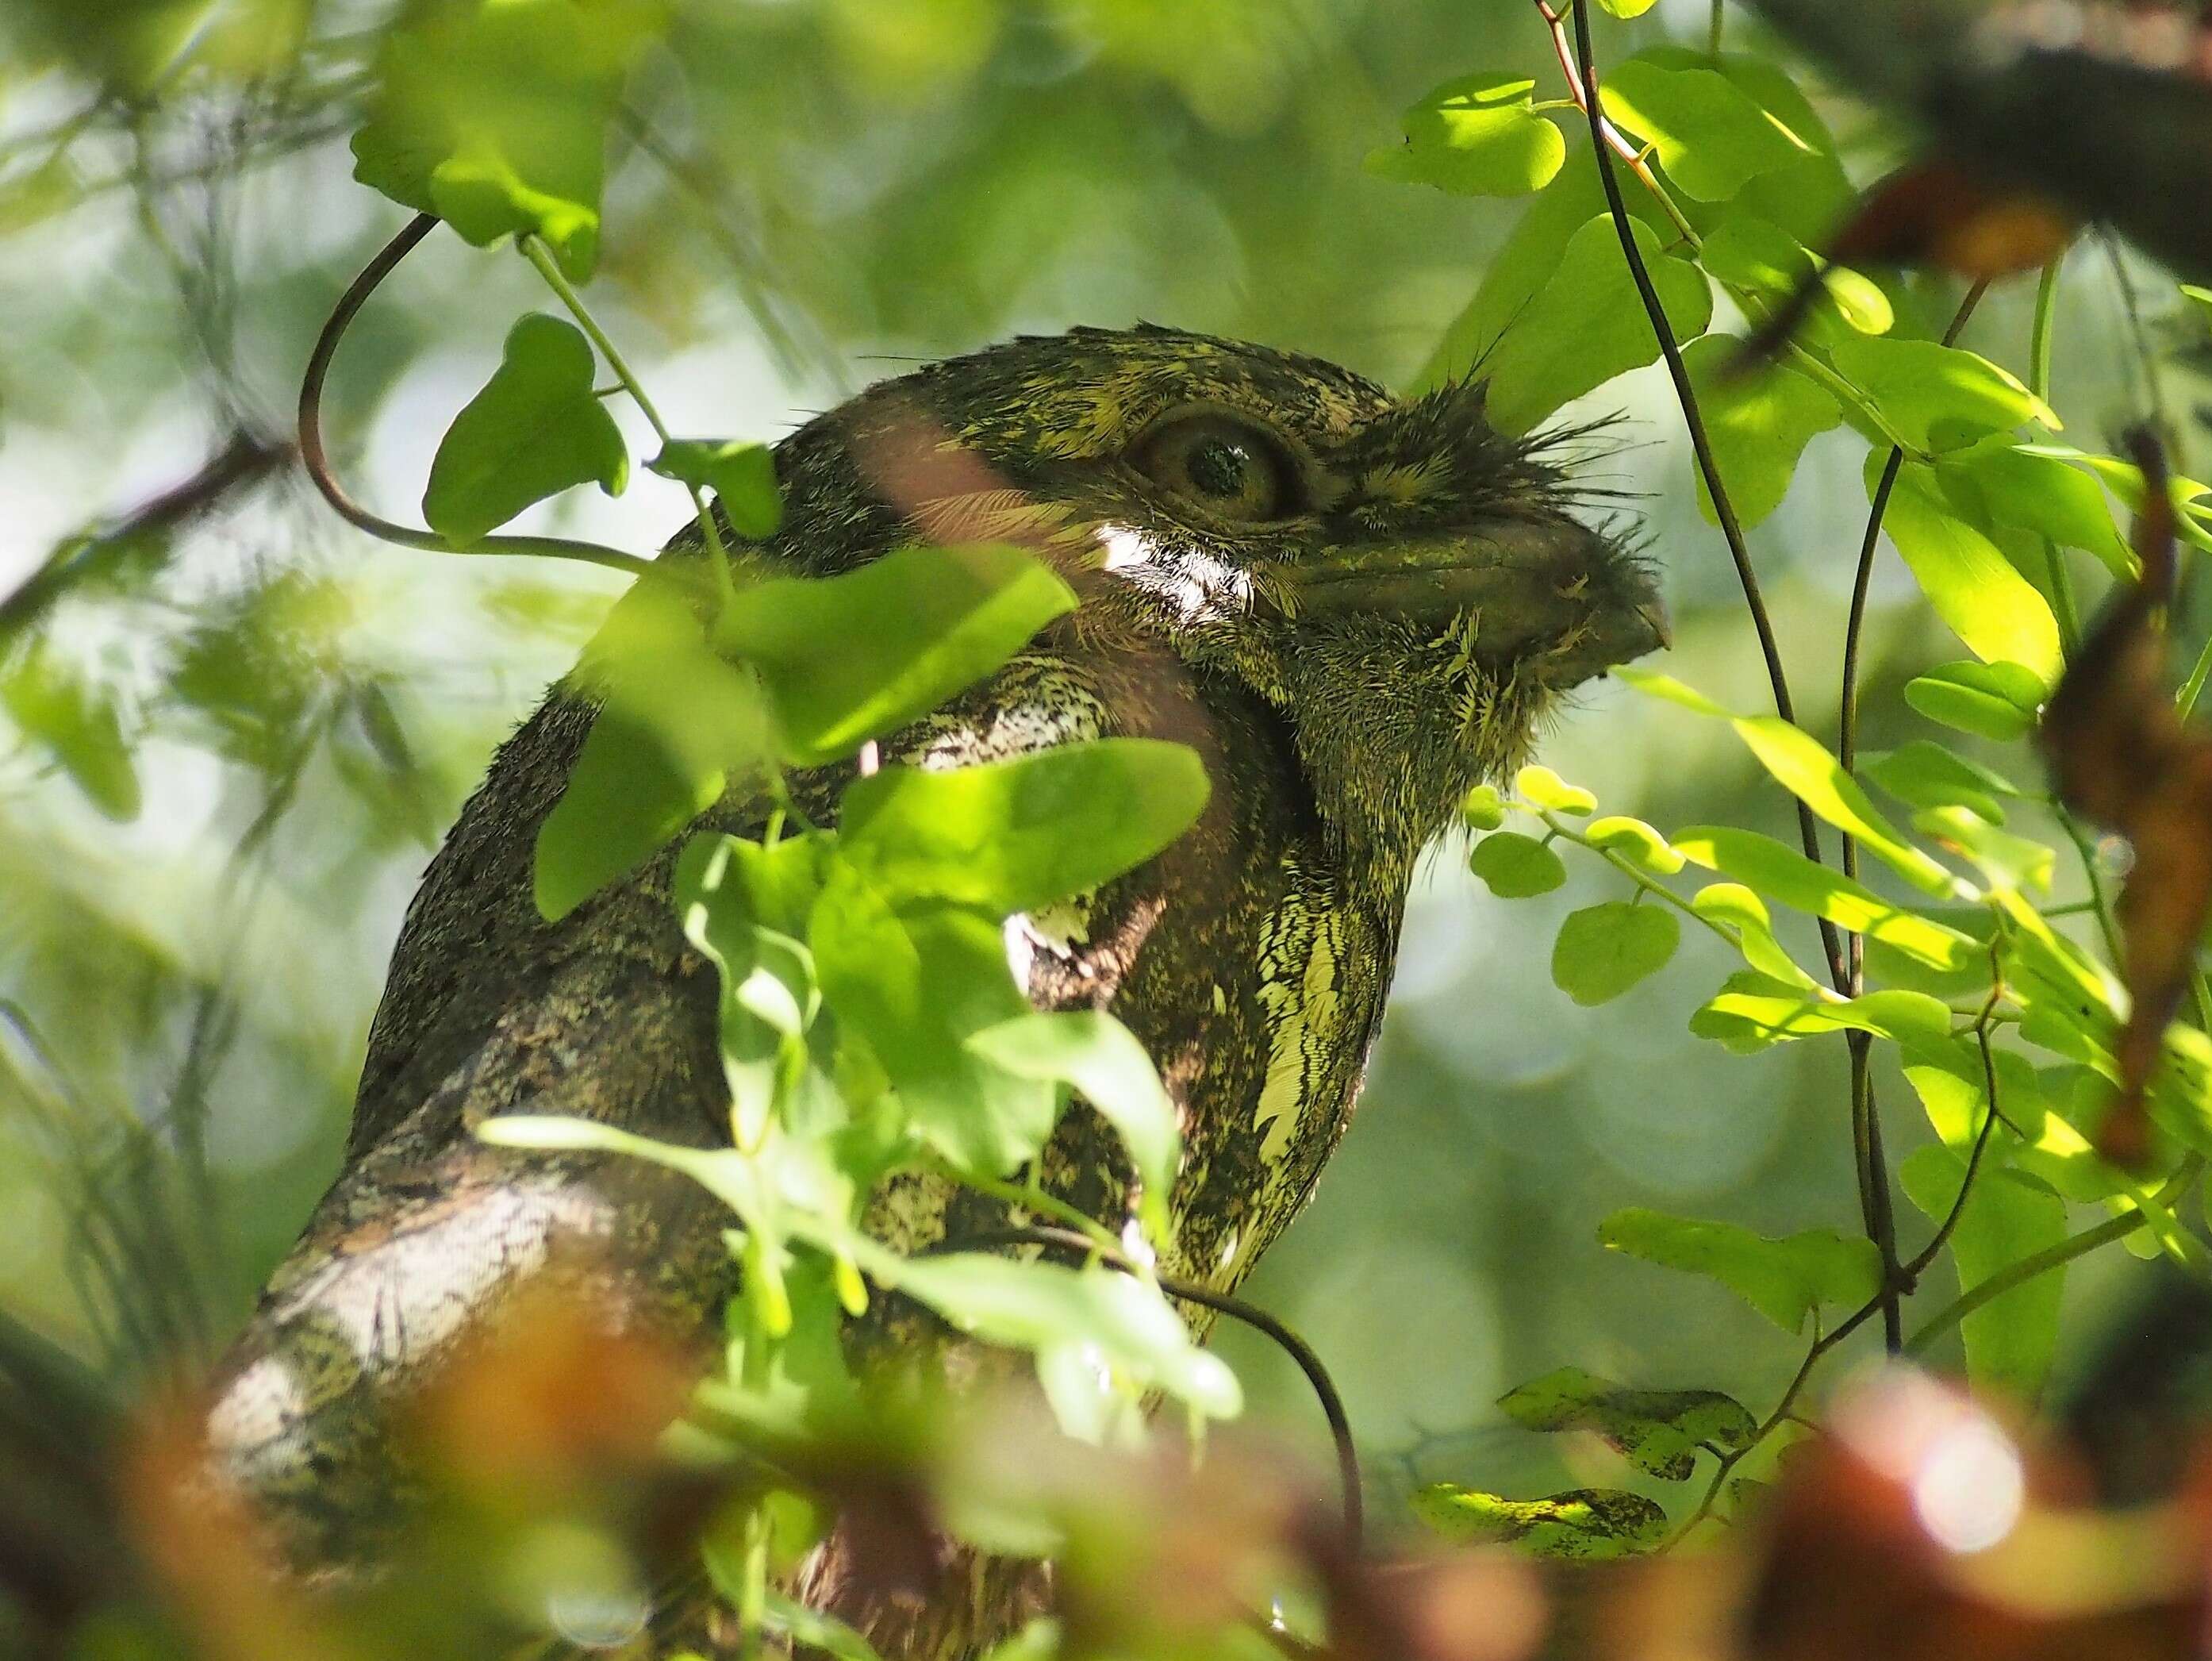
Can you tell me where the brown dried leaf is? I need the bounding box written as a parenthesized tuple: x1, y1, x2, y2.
(2041, 431, 2206, 1164)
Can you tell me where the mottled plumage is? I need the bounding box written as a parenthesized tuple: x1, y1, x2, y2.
(205, 325, 1662, 1651)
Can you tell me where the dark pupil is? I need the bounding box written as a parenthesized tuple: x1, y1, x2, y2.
(1186, 437, 1252, 499)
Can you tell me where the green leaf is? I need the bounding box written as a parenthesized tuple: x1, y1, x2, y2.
(1470, 831, 1566, 898)
(2022, 445, 2212, 556)
(888, 1254, 1241, 1422)
(1415, 148, 1675, 389)
(1936, 437, 2132, 582)
(1905, 1055, 2128, 1205)
(1681, 337, 1842, 527)
(1594, 0, 1660, 14)
(1364, 74, 1565, 198)
(1880, 463, 2063, 686)
(1691, 882, 1817, 986)
(1552, 902, 1680, 1005)
(965, 1011, 1181, 1240)
(1461, 782, 1509, 831)
(1729, 713, 1957, 895)
(1827, 336, 2059, 453)
(839, 740, 1208, 917)
(1411, 1486, 1665, 1559)
(1497, 1366, 1754, 1480)
(422, 314, 628, 546)
(350, 0, 665, 278)
(650, 440, 782, 539)
(1598, 59, 1807, 202)
(1, 649, 140, 820)
(1672, 826, 1975, 968)
(720, 544, 1077, 766)
(1597, 1207, 1882, 1332)
(1480, 214, 1714, 436)
(1690, 972, 1952, 1052)
(534, 579, 767, 921)
(674, 833, 823, 1142)
(1614, 665, 1732, 717)
(809, 862, 1050, 1178)
(1699, 213, 1890, 337)
(1585, 815, 1684, 875)
(1863, 741, 2017, 826)
(1912, 807, 2055, 895)
(1515, 763, 1596, 815)
(1900, 1148, 2068, 1401)
(1903, 660, 2045, 742)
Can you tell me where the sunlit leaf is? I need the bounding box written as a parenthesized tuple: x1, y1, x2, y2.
(1880, 463, 2064, 685)
(1515, 763, 1596, 815)
(1552, 902, 1679, 1005)
(1597, 1206, 1882, 1332)
(1673, 826, 1975, 967)
(1863, 741, 2017, 825)
(808, 860, 1049, 1177)
(1692, 882, 1817, 986)
(1364, 74, 1565, 198)
(1682, 336, 1842, 527)
(1411, 1485, 1665, 1559)
(351, 0, 666, 277)
(1912, 806, 2055, 894)
(1614, 664, 1732, 717)
(535, 579, 766, 921)
(1900, 1147, 2068, 1400)
(423, 313, 628, 546)
(889, 1254, 1241, 1422)
(1699, 213, 1891, 337)
(1585, 815, 1685, 875)
(966, 1011, 1181, 1240)
(1598, 58, 1808, 202)
(838, 739, 1208, 917)
(1480, 214, 1713, 436)
(1903, 659, 2045, 742)
(651, 439, 782, 538)
(1691, 972, 1952, 1052)
(720, 544, 1076, 766)
(1937, 436, 2133, 582)
(1828, 336, 2059, 453)
(1497, 1365, 1753, 1479)
(1730, 713, 1957, 894)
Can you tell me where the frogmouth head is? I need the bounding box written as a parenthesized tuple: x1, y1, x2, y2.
(778, 325, 1665, 883)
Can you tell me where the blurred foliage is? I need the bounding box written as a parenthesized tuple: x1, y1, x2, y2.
(17, 0, 2212, 1654)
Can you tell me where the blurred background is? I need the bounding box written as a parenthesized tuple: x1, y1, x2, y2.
(0, 0, 2182, 1535)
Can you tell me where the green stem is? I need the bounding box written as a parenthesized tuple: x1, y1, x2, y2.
(2180, 630, 2212, 720)
(520, 233, 740, 617)
(2030, 256, 2062, 404)
(935, 1163, 1123, 1256)
(1709, 0, 1724, 52)
(1906, 1154, 2206, 1355)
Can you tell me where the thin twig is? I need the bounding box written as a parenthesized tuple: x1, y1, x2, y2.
(0, 429, 290, 643)
(1836, 280, 1988, 1350)
(1565, 2, 1840, 975)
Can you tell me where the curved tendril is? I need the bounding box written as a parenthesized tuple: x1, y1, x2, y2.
(298, 210, 660, 582)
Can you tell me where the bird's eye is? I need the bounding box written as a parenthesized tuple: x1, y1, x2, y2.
(1133, 413, 1300, 521)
